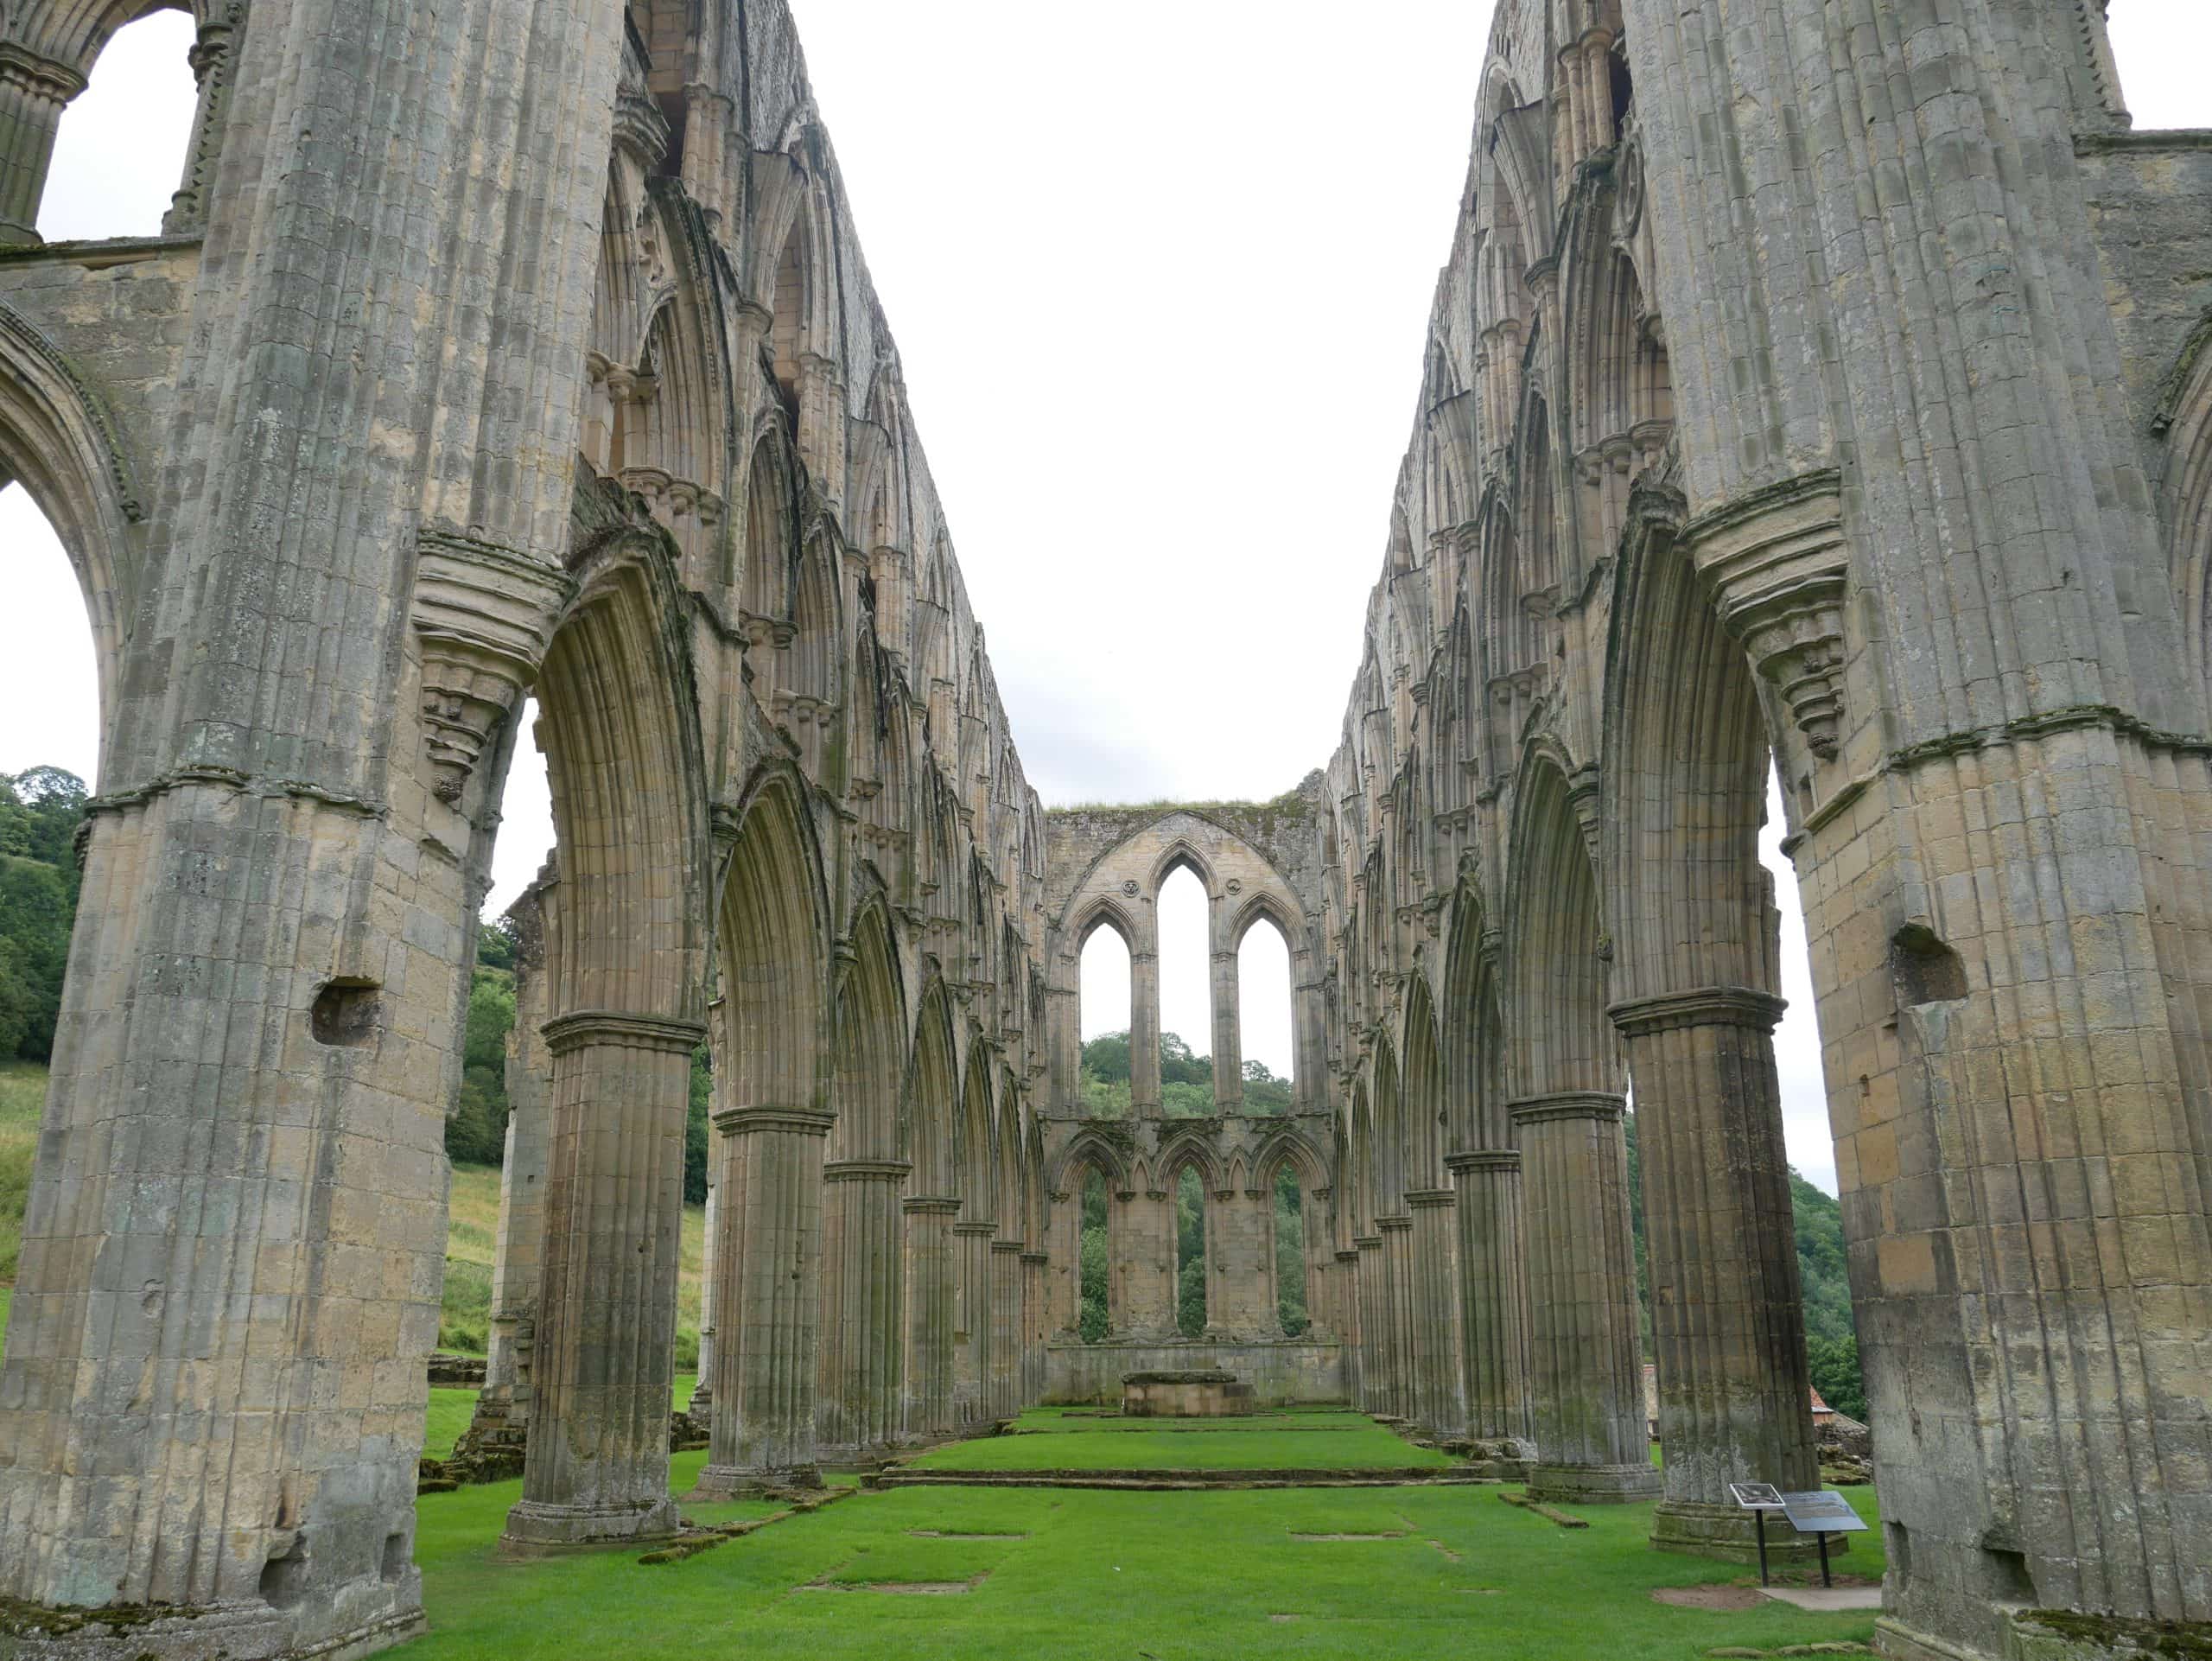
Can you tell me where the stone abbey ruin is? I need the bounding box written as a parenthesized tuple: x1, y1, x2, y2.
(0, 0, 2209, 1657)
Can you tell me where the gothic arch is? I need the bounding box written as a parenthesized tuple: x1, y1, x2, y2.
(1399, 977, 1446, 1190)
(716, 765, 830, 1115)
(905, 977, 959, 1196)
(1503, 754, 1612, 1098)
(831, 894, 905, 1161)
(0, 299, 141, 762)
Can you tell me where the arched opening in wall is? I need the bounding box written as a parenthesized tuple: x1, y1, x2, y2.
(1077, 917, 1132, 1117)
(768, 229, 805, 406)
(1078, 1166, 1110, 1342)
(0, 487, 100, 1076)
(1236, 915, 1294, 1113)
(1174, 1164, 1207, 1339)
(1157, 862, 1212, 1114)
(1273, 1166, 1308, 1337)
(36, 9, 198, 242)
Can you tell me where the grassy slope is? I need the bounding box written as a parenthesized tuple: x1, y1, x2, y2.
(402, 1426, 1885, 1661)
(0, 1065, 704, 1368)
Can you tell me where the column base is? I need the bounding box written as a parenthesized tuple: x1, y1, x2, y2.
(499, 1495, 681, 1555)
(1527, 1460, 1663, 1504)
(1877, 1611, 2212, 1661)
(0, 1599, 424, 1661)
(687, 1462, 824, 1500)
(1651, 1499, 1843, 1564)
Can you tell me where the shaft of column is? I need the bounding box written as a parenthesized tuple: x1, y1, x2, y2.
(1020, 1251, 1050, 1405)
(1211, 949, 1243, 1111)
(1130, 940, 1162, 1112)
(1406, 1189, 1465, 1437)
(1612, 990, 1820, 1561)
(692, 1106, 835, 1497)
(1446, 1149, 1531, 1445)
(988, 1241, 1022, 1418)
(0, 47, 82, 244)
(504, 1014, 703, 1550)
(1048, 1190, 1081, 1337)
(1511, 1091, 1660, 1504)
(474, 939, 554, 1446)
(951, 1220, 996, 1427)
(1378, 1216, 1415, 1421)
(817, 1160, 911, 1460)
(692, 1174, 720, 1419)
(1334, 1248, 1363, 1400)
(901, 1198, 960, 1441)
(1353, 1236, 1386, 1413)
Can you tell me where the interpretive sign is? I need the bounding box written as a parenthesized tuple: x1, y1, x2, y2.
(1729, 1482, 1784, 1510)
(1780, 1490, 1870, 1533)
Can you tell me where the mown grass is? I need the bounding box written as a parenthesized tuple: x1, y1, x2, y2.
(398, 1425, 1885, 1661)
(909, 1408, 1457, 1472)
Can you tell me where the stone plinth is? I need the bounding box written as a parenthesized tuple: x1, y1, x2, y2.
(1046, 1340, 1344, 1406)
(1122, 1369, 1256, 1417)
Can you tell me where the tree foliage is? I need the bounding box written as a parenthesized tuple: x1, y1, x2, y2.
(1174, 1166, 1206, 1337)
(1274, 1167, 1309, 1336)
(0, 767, 86, 1062)
(1078, 1171, 1109, 1341)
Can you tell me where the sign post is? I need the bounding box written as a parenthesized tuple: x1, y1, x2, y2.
(1778, 1489, 1869, 1587)
(1727, 1482, 1786, 1585)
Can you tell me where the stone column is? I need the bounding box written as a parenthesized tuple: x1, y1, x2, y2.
(505, 1013, 705, 1550)
(691, 1106, 835, 1497)
(1335, 1247, 1363, 1403)
(1446, 1149, 1531, 1444)
(1020, 1251, 1050, 1405)
(1378, 1215, 1415, 1420)
(901, 1197, 960, 1441)
(690, 1174, 720, 1422)
(817, 1159, 911, 1460)
(1405, 1189, 1465, 1437)
(1211, 947, 1243, 1111)
(988, 1240, 1022, 1418)
(1130, 930, 1161, 1112)
(0, 46, 82, 245)
(1611, 989, 1818, 1559)
(1511, 1092, 1659, 1503)
(1353, 1234, 1388, 1413)
(465, 910, 555, 1459)
(951, 1220, 996, 1427)
(1047, 1190, 1082, 1336)
(1121, 1182, 1177, 1339)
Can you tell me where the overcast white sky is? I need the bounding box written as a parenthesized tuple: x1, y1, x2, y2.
(3, 3, 2204, 1191)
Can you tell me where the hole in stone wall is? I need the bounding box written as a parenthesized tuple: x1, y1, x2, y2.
(1891, 923, 1968, 1005)
(258, 1537, 310, 1609)
(380, 1530, 408, 1583)
(1609, 46, 1633, 146)
(310, 979, 382, 1047)
(1981, 1545, 2037, 1607)
(1886, 1521, 1912, 1592)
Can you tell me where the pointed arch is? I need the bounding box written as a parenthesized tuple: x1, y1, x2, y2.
(1370, 1038, 1407, 1215)
(831, 895, 905, 1162)
(905, 978, 959, 1196)
(717, 766, 830, 1115)
(957, 1049, 995, 1219)
(1400, 977, 1446, 1190)
(1505, 756, 1614, 1098)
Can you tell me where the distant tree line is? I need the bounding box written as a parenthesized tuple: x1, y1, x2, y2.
(1077, 1029, 1294, 1117)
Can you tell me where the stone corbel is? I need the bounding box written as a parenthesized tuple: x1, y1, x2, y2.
(411, 526, 573, 804)
(1684, 468, 1851, 760)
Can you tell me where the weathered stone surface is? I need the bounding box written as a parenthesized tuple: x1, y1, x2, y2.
(0, 0, 2203, 1656)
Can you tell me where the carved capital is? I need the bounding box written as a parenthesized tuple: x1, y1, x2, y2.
(1507, 1090, 1627, 1127)
(713, 1104, 836, 1137)
(411, 526, 572, 803)
(1608, 985, 1784, 1037)
(1684, 469, 1849, 760)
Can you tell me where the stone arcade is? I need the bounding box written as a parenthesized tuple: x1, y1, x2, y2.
(0, 1, 2207, 1658)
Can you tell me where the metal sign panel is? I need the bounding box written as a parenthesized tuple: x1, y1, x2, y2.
(1729, 1482, 1785, 1510)
(1780, 1489, 1870, 1533)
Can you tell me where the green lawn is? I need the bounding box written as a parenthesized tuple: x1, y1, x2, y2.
(398, 1429, 1885, 1660)
(906, 1408, 1459, 1472)
(1, 1060, 43, 1285)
